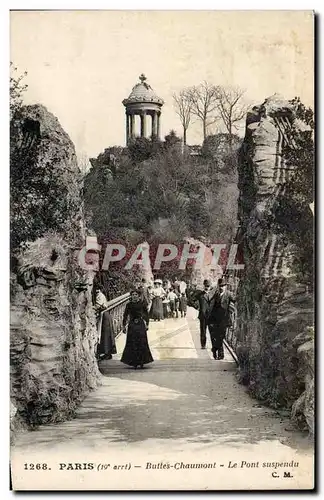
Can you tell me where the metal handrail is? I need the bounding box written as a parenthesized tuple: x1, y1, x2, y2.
(98, 289, 239, 363)
(103, 292, 130, 313)
(97, 293, 130, 343)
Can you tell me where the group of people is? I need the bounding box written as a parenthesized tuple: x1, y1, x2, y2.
(135, 277, 188, 321)
(195, 278, 235, 360)
(94, 275, 235, 369)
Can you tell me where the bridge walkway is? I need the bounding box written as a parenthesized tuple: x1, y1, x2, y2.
(11, 307, 313, 490)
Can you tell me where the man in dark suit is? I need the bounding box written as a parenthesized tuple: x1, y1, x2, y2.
(207, 278, 235, 360)
(196, 279, 216, 349)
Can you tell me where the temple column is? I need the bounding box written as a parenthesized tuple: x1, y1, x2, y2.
(126, 113, 130, 144)
(140, 112, 147, 138)
(130, 113, 135, 138)
(152, 112, 157, 138)
(157, 112, 161, 139)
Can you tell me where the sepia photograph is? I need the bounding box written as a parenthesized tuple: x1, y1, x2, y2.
(9, 9, 315, 491)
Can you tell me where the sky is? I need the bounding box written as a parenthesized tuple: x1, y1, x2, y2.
(10, 10, 314, 160)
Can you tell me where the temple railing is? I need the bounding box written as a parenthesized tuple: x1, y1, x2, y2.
(98, 292, 130, 340)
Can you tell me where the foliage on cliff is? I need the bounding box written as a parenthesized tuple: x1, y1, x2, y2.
(274, 98, 314, 285)
(235, 95, 314, 434)
(84, 132, 240, 297)
(10, 67, 82, 253)
(10, 85, 100, 430)
(10, 63, 28, 119)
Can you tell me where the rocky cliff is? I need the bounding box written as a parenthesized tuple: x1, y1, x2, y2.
(235, 95, 314, 435)
(10, 105, 100, 431)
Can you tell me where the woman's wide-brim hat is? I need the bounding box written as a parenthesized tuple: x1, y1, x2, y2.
(154, 279, 163, 284)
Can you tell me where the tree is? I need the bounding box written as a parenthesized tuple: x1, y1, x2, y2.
(10, 63, 28, 119)
(164, 130, 182, 150)
(284, 97, 314, 202)
(215, 86, 248, 147)
(127, 136, 163, 163)
(84, 126, 240, 296)
(201, 133, 241, 161)
(10, 64, 29, 250)
(127, 137, 153, 163)
(273, 98, 314, 286)
(78, 153, 92, 177)
(172, 90, 192, 146)
(186, 81, 219, 140)
(10, 65, 83, 253)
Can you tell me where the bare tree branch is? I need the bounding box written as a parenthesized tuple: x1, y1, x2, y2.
(186, 81, 220, 140)
(215, 86, 249, 143)
(172, 90, 192, 145)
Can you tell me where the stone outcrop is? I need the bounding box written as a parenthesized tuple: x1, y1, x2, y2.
(291, 331, 314, 435)
(186, 237, 223, 288)
(10, 105, 100, 431)
(235, 95, 314, 434)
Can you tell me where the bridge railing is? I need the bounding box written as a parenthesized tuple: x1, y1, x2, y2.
(224, 312, 238, 364)
(223, 271, 241, 363)
(99, 287, 239, 363)
(98, 292, 130, 340)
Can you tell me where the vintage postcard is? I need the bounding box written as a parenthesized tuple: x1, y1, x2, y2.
(10, 10, 315, 491)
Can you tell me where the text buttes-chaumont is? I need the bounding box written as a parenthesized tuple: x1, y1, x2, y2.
(145, 461, 300, 470)
(146, 462, 217, 470)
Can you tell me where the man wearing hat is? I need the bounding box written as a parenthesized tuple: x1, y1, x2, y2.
(195, 279, 217, 349)
(207, 278, 235, 360)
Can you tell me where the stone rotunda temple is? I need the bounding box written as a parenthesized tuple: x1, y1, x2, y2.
(122, 74, 164, 145)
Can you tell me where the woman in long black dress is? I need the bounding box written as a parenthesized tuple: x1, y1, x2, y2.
(94, 287, 117, 360)
(121, 289, 154, 369)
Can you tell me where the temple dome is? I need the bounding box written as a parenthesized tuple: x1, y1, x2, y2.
(123, 74, 164, 106)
